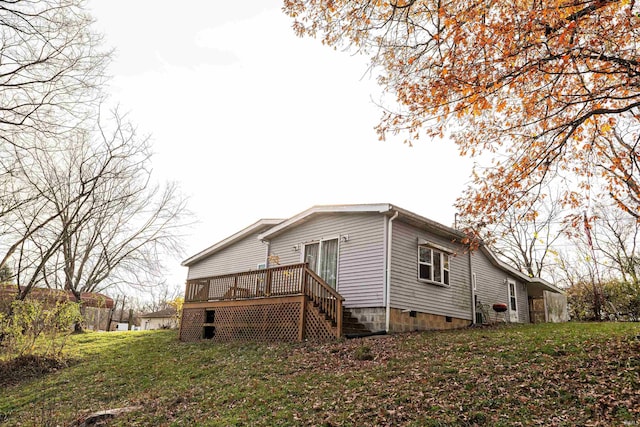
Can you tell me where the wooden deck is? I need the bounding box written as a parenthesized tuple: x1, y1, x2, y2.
(181, 263, 344, 342)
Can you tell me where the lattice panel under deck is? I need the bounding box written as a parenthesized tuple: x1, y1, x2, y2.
(180, 308, 205, 342)
(304, 300, 339, 341)
(211, 302, 302, 342)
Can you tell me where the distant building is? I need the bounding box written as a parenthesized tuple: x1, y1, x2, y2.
(140, 307, 178, 330)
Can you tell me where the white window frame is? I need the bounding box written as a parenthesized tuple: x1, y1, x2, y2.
(472, 272, 477, 291)
(508, 279, 518, 322)
(257, 262, 266, 270)
(418, 245, 450, 286)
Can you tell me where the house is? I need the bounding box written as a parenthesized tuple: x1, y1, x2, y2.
(179, 204, 567, 342)
(0, 284, 115, 331)
(140, 307, 178, 330)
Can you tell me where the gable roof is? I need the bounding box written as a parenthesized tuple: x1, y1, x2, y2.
(257, 203, 467, 241)
(182, 218, 284, 267)
(257, 204, 394, 240)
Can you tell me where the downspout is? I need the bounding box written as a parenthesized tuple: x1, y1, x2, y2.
(261, 239, 270, 267)
(385, 210, 399, 333)
(469, 250, 475, 325)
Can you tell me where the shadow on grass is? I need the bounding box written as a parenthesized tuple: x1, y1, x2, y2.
(0, 354, 77, 388)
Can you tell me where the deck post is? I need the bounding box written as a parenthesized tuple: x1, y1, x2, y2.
(233, 276, 238, 299)
(265, 269, 272, 296)
(336, 297, 343, 339)
(301, 267, 307, 296)
(298, 295, 306, 341)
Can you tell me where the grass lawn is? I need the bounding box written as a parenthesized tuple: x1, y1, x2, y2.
(0, 322, 638, 426)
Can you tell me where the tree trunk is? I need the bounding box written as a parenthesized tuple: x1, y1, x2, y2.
(71, 290, 85, 333)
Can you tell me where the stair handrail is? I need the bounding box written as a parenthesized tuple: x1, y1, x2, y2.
(302, 267, 343, 300)
(302, 266, 343, 335)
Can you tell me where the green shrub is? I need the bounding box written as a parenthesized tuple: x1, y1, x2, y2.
(0, 299, 82, 359)
(566, 279, 640, 321)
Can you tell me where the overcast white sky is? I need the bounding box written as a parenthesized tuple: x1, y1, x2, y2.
(88, 0, 473, 288)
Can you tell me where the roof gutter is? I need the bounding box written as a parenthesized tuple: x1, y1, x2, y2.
(385, 210, 399, 333)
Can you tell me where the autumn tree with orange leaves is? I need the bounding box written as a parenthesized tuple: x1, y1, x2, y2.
(284, 0, 640, 224)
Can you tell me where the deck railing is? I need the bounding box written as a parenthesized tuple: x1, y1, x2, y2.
(184, 263, 343, 329)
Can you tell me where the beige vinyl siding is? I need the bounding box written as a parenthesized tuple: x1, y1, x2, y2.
(470, 251, 530, 323)
(390, 220, 472, 320)
(267, 213, 386, 308)
(186, 230, 267, 279)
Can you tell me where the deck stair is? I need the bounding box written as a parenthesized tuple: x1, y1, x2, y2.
(342, 308, 371, 336)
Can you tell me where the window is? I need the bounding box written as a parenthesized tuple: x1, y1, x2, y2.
(472, 273, 477, 291)
(418, 246, 450, 285)
(257, 263, 266, 270)
(509, 281, 517, 311)
(508, 280, 518, 322)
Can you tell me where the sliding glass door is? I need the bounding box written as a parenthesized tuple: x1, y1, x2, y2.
(303, 238, 338, 288)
